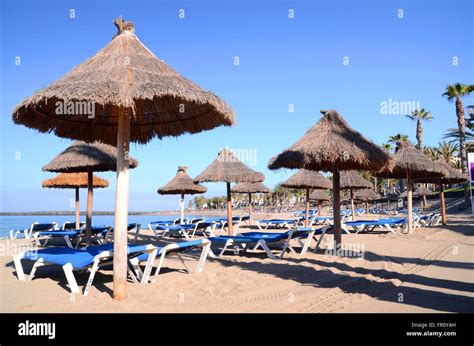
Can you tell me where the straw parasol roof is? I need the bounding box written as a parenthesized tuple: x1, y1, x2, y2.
(416, 160, 468, 184)
(280, 169, 331, 189)
(42, 141, 138, 173)
(231, 182, 271, 194)
(309, 190, 331, 201)
(375, 141, 448, 179)
(12, 18, 235, 146)
(353, 189, 380, 201)
(340, 171, 372, 189)
(42, 173, 109, 189)
(268, 110, 392, 171)
(399, 189, 432, 198)
(414, 186, 434, 196)
(158, 166, 207, 195)
(194, 148, 264, 183)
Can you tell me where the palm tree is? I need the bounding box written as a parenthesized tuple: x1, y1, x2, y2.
(442, 127, 474, 142)
(437, 141, 459, 165)
(405, 108, 433, 149)
(381, 143, 393, 153)
(388, 134, 409, 146)
(443, 83, 474, 207)
(423, 146, 441, 161)
(467, 105, 474, 130)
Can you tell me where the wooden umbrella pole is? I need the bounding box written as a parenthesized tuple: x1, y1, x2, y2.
(113, 109, 131, 301)
(440, 181, 446, 225)
(366, 200, 369, 214)
(248, 193, 252, 222)
(226, 182, 233, 235)
(333, 169, 342, 246)
(86, 169, 93, 245)
(180, 193, 185, 224)
(318, 200, 321, 216)
(350, 189, 355, 221)
(75, 187, 80, 229)
(407, 170, 413, 234)
(305, 188, 310, 227)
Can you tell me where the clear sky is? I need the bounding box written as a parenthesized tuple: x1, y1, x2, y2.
(0, 0, 473, 212)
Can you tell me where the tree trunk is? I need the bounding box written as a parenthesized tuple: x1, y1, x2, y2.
(416, 119, 423, 150)
(455, 97, 471, 207)
(226, 182, 233, 235)
(113, 109, 130, 301)
(350, 189, 355, 221)
(86, 169, 93, 245)
(248, 193, 252, 222)
(407, 171, 413, 233)
(440, 181, 446, 225)
(332, 169, 342, 246)
(180, 193, 185, 224)
(75, 187, 80, 229)
(304, 188, 310, 227)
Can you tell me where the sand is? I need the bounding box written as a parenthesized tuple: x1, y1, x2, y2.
(1, 211, 473, 313)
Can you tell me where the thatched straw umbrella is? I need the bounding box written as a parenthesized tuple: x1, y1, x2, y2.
(13, 18, 234, 300)
(195, 148, 264, 235)
(43, 141, 137, 242)
(340, 170, 372, 221)
(231, 182, 270, 222)
(375, 142, 448, 233)
(268, 110, 392, 246)
(416, 161, 468, 225)
(42, 173, 109, 228)
(382, 192, 399, 210)
(414, 186, 434, 212)
(281, 169, 331, 225)
(353, 189, 380, 214)
(158, 166, 207, 224)
(309, 190, 331, 216)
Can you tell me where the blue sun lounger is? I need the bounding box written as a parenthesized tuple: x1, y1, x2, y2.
(13, 243, 156, 295)
(10, 222, 58, 240)
(342, 218, 407, 234)
(32, 225, 113, 248)
(208, 227, 327, 259)
(153, 221, 217, 239)
(13, 239, 211, 295)
(255, 218, 300, 230)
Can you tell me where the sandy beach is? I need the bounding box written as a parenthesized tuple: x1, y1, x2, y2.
(1, 211, 472, 313)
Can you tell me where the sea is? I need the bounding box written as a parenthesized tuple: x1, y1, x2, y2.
(0, 214, 222, 239)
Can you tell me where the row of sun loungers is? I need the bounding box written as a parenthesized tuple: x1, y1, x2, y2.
(8, 210, 442, 296)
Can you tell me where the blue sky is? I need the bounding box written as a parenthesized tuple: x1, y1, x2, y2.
(1, 0, 473, 212)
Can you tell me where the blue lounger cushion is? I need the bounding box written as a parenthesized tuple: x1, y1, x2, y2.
(22, 247, 95, 268)
(21, 243, 153, 269)
(37, 230, 82, 237)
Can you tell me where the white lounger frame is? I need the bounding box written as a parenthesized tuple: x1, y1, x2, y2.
(131, 239, 211, 283)
(10, 222, 58, 240)
(32, 225, 87, 249)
